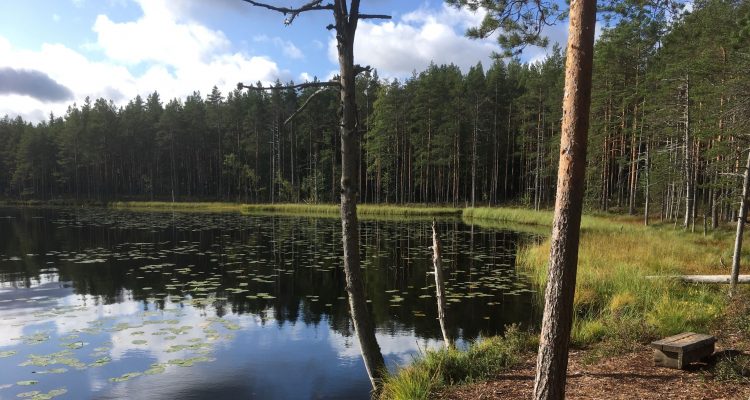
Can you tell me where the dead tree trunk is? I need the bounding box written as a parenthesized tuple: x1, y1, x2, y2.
(333, 2, 387, 389)
(532, 0, 597, 398)
(730, 150, 750, 297)
(683, 75, 692, 229)
(238, 1, 390, 391)
(432, 219, 452, 349)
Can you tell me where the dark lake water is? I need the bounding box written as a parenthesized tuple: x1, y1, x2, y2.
(0, 207, 539, 400)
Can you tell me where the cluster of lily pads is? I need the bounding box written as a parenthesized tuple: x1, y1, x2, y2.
(0, 209, 540, 397)
(0, 302, 243, 398)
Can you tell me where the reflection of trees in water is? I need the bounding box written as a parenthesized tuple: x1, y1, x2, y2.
(0, 208, 539, 342)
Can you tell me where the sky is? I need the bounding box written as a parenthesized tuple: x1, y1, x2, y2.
(0, 0, 569, 123)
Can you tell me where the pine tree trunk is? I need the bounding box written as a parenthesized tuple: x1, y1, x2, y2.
(644, 138, 650, 226)
(334, 2, 386, 390)
(683, 75, 692, 229)
(730, 150, 750, 297)
(532, 0, 597, 398)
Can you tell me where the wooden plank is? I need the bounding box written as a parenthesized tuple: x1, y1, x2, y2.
(650, 332, 716, 353)
(645, 275, 750, 283)
(681, 342, 715, 368)
(662, 334, 715, 353)
(650, 332, 695, 351)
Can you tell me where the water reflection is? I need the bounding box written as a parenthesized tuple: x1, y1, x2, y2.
(0, 207, 539, 399)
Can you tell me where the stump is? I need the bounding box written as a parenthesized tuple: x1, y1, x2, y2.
(650, 332, 716, 369)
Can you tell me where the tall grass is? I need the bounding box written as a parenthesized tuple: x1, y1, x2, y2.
(241, 203, 461, 217)
(111, 201, 461, 217)
(463, 206, 638, 232)
(518, 221, 734, 347)
(383, 207, 743, 397)
(110, 201, 244, 212)
(380, 325, 537, 400)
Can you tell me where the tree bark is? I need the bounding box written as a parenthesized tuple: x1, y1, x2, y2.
(730, 150, 750, 296)
(683, 75, 692, 229)
(432, 219, 453, 348)
(334, 1, 387, 390)
(532, 0, 597, 398)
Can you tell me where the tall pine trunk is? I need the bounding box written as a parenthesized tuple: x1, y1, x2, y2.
(730, 150, 750, 296)
(533, 0, 597, 398)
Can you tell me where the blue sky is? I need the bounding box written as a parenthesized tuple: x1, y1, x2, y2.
(0, 0, 568, 122)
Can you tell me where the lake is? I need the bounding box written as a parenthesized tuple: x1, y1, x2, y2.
(0, 207, 538, 399)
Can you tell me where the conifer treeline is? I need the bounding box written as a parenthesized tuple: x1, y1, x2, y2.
(0, 0, 748, 225)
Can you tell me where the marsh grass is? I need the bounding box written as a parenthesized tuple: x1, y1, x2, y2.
(110, 201, 244, 212)
(383, 207, 743, 397)
(511, 210, 734, 349)
(111, 201, 461, 218)
(379, 325, 537, 400)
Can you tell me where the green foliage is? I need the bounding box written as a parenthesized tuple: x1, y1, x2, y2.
(465, 205, 735, 359)
(111, 201, 461, 218)
(445, 0, 563, 56)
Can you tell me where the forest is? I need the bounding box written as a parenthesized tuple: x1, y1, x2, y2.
(1, 0, 749, 228)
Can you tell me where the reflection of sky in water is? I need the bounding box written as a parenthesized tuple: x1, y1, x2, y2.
(0, 208, 537, 399)
(0, 274, 443, 400)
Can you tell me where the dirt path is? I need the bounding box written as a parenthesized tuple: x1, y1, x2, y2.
(437, 347, 750, 399)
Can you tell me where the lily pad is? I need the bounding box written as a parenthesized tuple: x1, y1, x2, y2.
(109, 372, 142, 383)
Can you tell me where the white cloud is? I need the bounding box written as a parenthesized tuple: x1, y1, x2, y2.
(93, 0, 231, 66)
(328, 329, 444, 366)
(335, 3, 499, 78)
(0, 0, 286, 123)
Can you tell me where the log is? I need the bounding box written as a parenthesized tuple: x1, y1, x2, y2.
(432, 219, 453, 349)
(646, 275, 750, 283)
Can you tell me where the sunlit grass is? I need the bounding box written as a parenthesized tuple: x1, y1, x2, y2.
(383, 207, 744, 397)
(509, 209, 735, 347)
(110, 201, 244, 212)
(380, 325, 536, 400)
(111, 201, 462, 218)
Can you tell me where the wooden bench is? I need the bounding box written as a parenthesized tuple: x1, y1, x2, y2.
(650, 332, 716, 369)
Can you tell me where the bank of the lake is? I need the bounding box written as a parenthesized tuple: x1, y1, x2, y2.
(3, 201, 745, 397)
(0, 206, 534, 399)
(109, 201, 462, 218)
(382, 207, 748, 399)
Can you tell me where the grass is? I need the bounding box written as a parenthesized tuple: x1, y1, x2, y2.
(379, 325, 537, 400)
(110, 201, 245, 212)
(382, 207, 744, 398)
(110, 201, 462, 218)
(519, 221, 733, 348)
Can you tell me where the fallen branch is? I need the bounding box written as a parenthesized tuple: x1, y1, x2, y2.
(646, 275, 750, 283)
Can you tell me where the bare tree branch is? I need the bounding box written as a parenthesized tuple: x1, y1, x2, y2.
(353, 64, 371, 76)
(237, 80, 340, 92)
(283, 87, 331, 126)
(240, 0, 334, 24)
